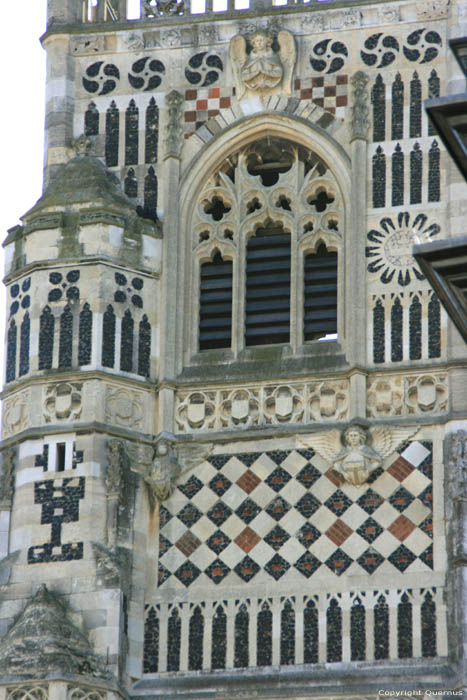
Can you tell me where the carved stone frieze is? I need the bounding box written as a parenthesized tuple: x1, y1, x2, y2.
(301, 8, 359, 33)
(367, 377, 404, 417)
(405, 374, 448, 414)
(308, 381, 348, 421)
(220, 388, 261, 428)
(6, 687, 48, 700)
(70, 35, 104, 55)
(378, 5, 400, 23)
(175, 380, 350, 432)
(176, 391, 217, 430)
(2, 391, 29, 438)
(105, 386, 144, 429)
(367, 373, 448, 417)
(230, 30, 296, 99)
(416, 0, 450, 20)
(264, 385, 304, 424)
(44, 382, 82, 423)
(67, 687, 106, 700)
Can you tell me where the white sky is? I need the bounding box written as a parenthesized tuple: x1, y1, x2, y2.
(1, 2, 47, 384)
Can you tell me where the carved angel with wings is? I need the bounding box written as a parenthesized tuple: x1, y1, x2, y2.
(125, 438, 213, 507)
(297, 424, 417, 487)
(230, 30, 296, 100)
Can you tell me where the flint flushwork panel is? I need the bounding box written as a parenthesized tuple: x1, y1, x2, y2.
(144, 587, 442, 673)
(157, 444, 433, 590)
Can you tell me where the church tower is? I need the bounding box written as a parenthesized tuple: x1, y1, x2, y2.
(1, 0, 466, 697)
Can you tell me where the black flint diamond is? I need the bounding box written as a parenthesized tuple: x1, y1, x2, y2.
(234, 555, 260, 582)
(265, 553, 290, 580)
(295, 551, 321, 578)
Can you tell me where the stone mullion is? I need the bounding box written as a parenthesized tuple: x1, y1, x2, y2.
(271, 598, 281, 666)
(411, 591, 422, 658)
(231, 250, 240, 357)
(384, 296, 392, 363)
(249, 599, 258, 667)
(203, 604, 214, 671)
(158, 603, 169, 672)
(179, 602, 190, 671)
(402, 293, 410, 362)
(52, 307, 61, 369)
(294, 596, 304, 665)
(114, 315, 122, 372)
(365, 594, 375, 661)
(388, 591, 399, 660)
(435, 586, 448, 656)
(225, 600, 236, 669)
(92, 309, 102, 368)
(318, 594, 327, 664)
(421, 291, 430, 361)
(341, 593, 351, 662)
(235, 185, 246, 357)
(289, 219, 299, 353)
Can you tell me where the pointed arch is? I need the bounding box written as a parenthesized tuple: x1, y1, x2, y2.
(59, 305, 73, 368)
(234, 603, 249, 668)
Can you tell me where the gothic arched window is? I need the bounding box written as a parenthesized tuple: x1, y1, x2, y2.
(192, 138, 342, 354)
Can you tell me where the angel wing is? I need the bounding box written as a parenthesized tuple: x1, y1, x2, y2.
(175, 442, 214, 475)
(369, 426, 418, 461)
(296, 430, 342, 465)
(125, 441, 154, 472)
(230, 35, 247, 100)
(277, 31, 296, 96)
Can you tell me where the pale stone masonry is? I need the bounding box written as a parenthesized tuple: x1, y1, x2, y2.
(0, 0, 466, 698)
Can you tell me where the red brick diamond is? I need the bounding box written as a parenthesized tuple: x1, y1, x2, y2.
(325, 519, 353, 546)
(325, 468, 344, 486)
(235, 527, 260, 553)
(387, 456, 415, 482)
(389, 514, 416, 542)
(236, 471, 261, 494)
(176, 531, 201, 556)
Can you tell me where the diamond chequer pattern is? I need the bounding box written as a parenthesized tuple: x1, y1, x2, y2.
(157, 443, 434, 587)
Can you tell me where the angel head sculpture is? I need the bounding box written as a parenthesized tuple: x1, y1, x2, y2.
(230, 30, 296, 100)
(125, 437, 213, 508)
(298, 423, 417, 487)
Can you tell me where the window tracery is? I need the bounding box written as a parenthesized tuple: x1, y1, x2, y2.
(192, 137, 343, 354)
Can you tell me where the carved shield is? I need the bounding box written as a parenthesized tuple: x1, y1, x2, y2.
(232, 398, 249, 420)
(55, 391, 72, 418)
(188, 401, 205, 424)
(275, 393, 293, 418)
(417, 380, 436, 410)
(116, 395, 132, 421)
(320, 389, 336, 417)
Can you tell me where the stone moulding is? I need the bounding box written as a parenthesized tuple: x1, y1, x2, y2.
(175, 379, 349, 432)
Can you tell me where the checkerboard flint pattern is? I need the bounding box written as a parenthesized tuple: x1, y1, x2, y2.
(183, 75, 348, 138)
(184, 87, 234, 138)
(294, 75, 348, 118)
(158, 441, 433, 589)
